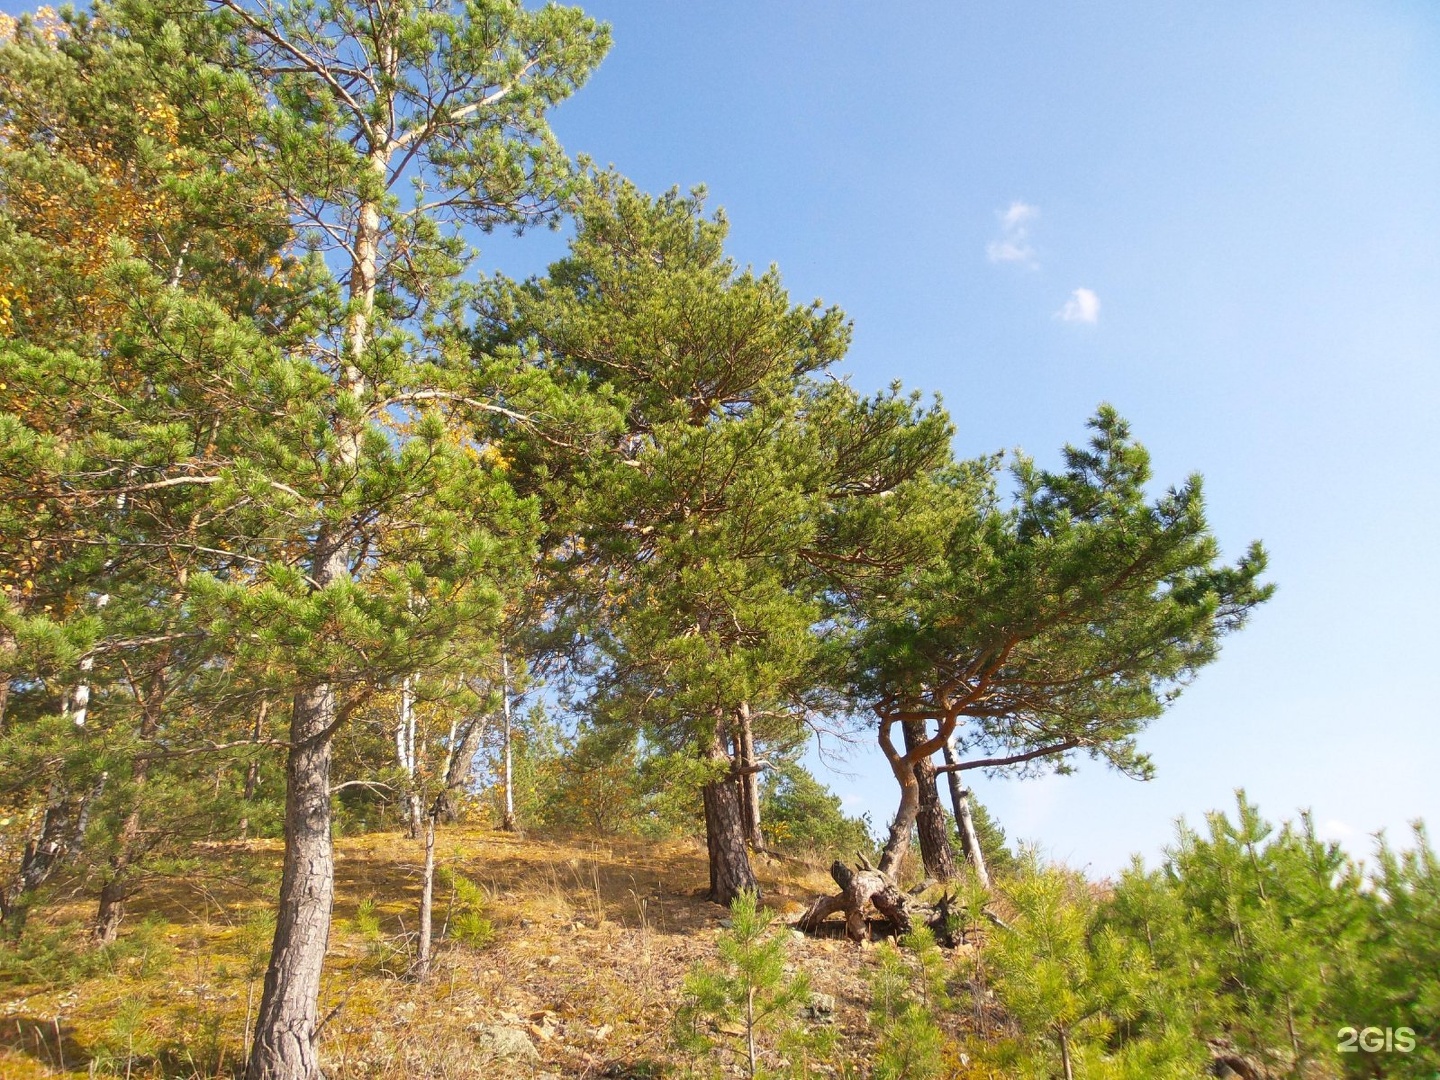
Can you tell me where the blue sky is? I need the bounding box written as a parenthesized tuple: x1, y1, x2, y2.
(492, 1, 1440, 874)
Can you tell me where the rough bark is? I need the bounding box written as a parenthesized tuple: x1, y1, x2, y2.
(436, 713, 486, 824)
(941, 735, 990, 889)
(245, 683, 336, 1080)
(93, 876, 128, 946)
(877, 711, 954, 879)
(701, 734, 759, 905)
(245, 143, 380, 1075)
(903, 719, 957, 882)
(734, 702, 764, 851)
(877, 760, 919, 880)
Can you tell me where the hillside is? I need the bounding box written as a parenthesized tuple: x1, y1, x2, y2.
(0, 829, 937, 1079)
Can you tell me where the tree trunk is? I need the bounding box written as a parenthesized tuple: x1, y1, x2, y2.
(941, 735, 990, 889)
(94, 876, 127, 946)
(248, 156, 376, 1080)
(246, 684, 336, 1080)
(396, 676, 421, 840)
(902, 720, 956, 882)
(94, 667, 168, 945)
(2, 769, 108, 922)
(63, 592, 109, 728)
(437, 713, 486, 823)
(240, 698, 269, 842)
(414, 805, 436, 980)
(500, 655, 517, 831)
(734, 702, 764, 851)
(702, 733, 759, 906)
(797, 859, 953, 943)
(1058, 1027, 1074, 1080)
(877, 771, 919, 881)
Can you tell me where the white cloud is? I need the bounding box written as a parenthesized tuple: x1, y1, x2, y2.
(987, 200, 1039, 266)
(1057, 287, 1100, 324)
(1001, 200, 1038, 230)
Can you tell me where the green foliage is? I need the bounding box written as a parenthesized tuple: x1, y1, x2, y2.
(760, 760, 874, 859)
(438, 867, 494, 949)
(868, 927, 949, 1080)
(0, 914, 174, 989)
(237, 908, 276, 983)
(346, 898, 405, 975)
(974, 798, 1440, 1080)
(842, 409, 1274, 871)
(981, 857, 1208, 1080)
(1356, 824, 1440, 1078)
(482, 175, 952, 880)
(674, 891, 815, 1079)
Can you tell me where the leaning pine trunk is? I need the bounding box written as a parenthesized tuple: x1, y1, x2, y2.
(941, 735, 990, 889)
(902, 720, 957, 882)
(701, 732, 759, 905)
(877, 773, 919, 880)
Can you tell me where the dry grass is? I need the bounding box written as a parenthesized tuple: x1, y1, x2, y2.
(0, 827, 894, 1079)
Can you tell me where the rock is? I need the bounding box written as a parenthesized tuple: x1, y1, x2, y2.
(802, 992, 836, 1020)
(475, 1024, 541, 1065)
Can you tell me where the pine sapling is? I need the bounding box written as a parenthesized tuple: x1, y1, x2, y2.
(868, 926, 949, 1080)
(675, 890, 813, 1079)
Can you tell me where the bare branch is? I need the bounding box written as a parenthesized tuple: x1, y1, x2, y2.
(934, 739, 1080, 774)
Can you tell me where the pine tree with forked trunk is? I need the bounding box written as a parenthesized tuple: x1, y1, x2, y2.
(840, 409, 1272, 881)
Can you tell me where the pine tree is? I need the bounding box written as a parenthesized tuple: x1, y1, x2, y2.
(868, 927, 950, 1080)
(477, 176, 952, 902)
(841, 408, 1272, 878)
(5, 1, 609, 1075)
(0, 1, 312, 935)
(984, 858, 1207, 1080)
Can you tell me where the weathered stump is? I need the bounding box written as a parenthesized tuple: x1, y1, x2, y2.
(798, 859, 953, 943)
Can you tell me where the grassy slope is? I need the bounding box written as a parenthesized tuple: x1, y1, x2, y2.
(1, 828, 974, 1079)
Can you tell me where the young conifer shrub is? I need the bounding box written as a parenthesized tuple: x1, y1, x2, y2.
(868, 926, 950, 1080)
(674, 890, 814, 1079)
(438, 867, 495, 949)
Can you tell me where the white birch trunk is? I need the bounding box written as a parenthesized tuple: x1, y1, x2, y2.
(500, 655, 516, 831)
